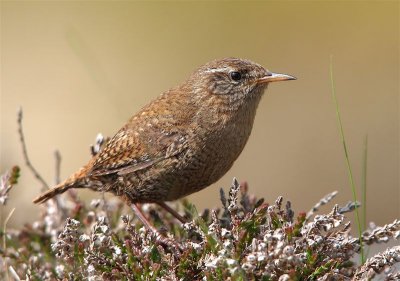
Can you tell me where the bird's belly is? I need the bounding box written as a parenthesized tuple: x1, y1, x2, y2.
(163, 126, 251, 201)
(119, 120, 254, 203)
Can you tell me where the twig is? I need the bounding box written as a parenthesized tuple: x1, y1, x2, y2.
(3, 208, 16, 281)
(17, 108, 49, 190)
(8, 266, 20, 281)
(53, 150, 75, 217)
(306, 191, 338, 221)
(17, 108, 65, 214)
(2, 208, 15, 251)
(338, 201, 360, 214)
(54, 150, 61, 185)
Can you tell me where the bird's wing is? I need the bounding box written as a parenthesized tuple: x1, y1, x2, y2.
(88, 127, 187, 177)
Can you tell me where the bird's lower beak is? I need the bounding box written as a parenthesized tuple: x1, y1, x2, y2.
(257, 72, 296, 84)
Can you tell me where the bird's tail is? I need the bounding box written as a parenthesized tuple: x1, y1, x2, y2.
(33, 182, 76, 204)
(33, 166, 89, 204)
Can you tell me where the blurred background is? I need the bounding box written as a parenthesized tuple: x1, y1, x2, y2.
(1, 2, 398, 230)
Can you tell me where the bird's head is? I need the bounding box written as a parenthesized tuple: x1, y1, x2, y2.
(190, 58, 295, 110)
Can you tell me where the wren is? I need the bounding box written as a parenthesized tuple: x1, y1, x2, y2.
(34, 58, 295, 219)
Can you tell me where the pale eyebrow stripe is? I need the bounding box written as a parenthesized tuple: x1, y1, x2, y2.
(204, 67, 232, 74)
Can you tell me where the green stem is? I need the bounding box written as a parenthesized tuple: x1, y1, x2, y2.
(329, 56, 365, 264)
(361, 135, 368, 232)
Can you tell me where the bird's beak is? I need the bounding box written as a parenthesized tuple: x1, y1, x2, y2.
(256, 72, 296, 84)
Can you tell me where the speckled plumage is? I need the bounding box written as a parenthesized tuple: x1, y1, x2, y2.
(33, 58, 295, 205)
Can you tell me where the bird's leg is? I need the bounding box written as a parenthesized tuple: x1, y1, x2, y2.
(131, 203, 158, 233)
(130, 203, 183, 254)
(157, 201, 187, 224)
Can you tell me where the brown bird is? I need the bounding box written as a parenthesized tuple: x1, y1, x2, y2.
(34, 58, 295, 227)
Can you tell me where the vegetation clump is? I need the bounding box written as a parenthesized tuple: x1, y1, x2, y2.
(1, 168, 399, 280)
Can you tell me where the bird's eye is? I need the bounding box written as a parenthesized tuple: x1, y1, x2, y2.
(230, 71, 242, 81)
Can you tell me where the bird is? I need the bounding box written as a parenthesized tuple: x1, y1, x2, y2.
(33, 57, 295, 227)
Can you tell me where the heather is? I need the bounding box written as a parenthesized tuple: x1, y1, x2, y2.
(1, 168, 399, 280)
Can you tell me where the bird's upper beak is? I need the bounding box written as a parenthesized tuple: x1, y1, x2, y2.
(256, 72, 296, 84)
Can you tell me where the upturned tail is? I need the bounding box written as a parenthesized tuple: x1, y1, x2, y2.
(33, 166, 89, 204)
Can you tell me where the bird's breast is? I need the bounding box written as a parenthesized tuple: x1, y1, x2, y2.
(163, 101, 260, 199)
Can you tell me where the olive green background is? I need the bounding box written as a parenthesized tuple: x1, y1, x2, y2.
(1, 1, 398, 228)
